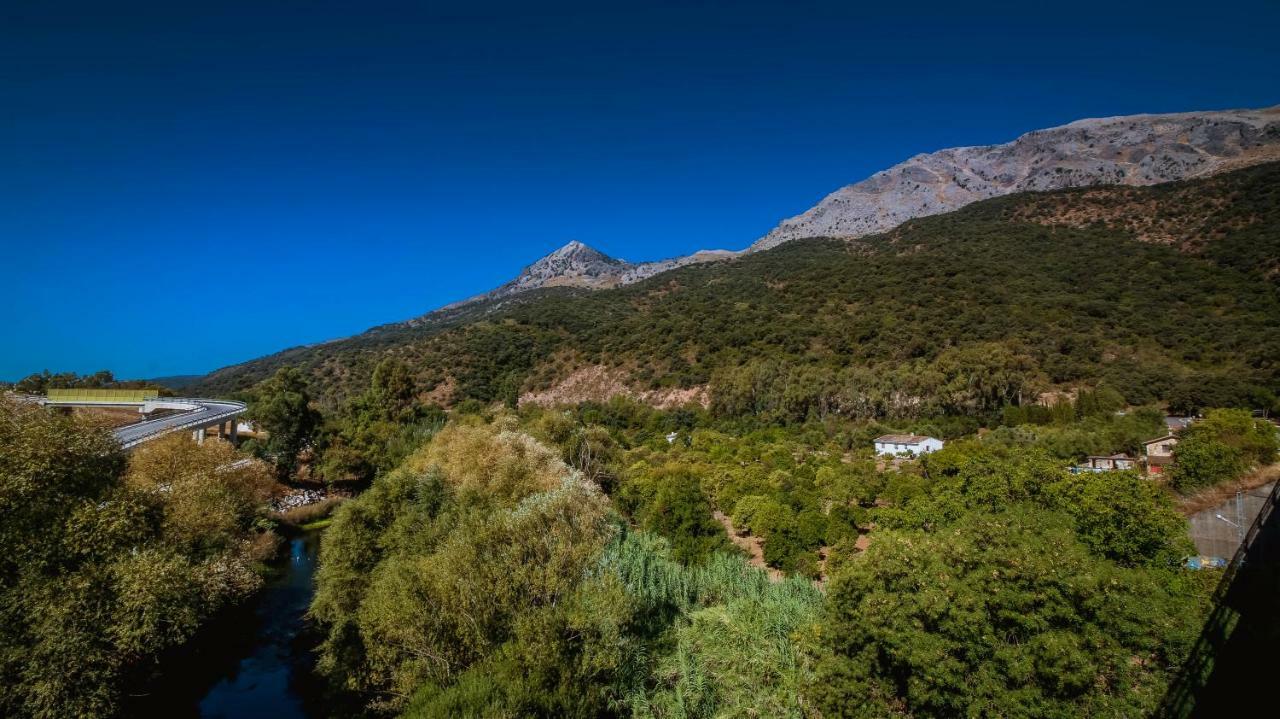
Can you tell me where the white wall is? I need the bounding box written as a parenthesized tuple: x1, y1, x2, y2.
(875, 438, 944, 456)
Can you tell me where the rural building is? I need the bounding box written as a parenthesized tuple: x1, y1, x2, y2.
(1074, 454, 1137, 472)
(1165, 416, 1196, 432)
(874, 434, 944, 456)
(1143, 434, 1178, 475)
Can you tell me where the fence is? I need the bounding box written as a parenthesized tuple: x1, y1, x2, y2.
(1186, 483, 1277, 560)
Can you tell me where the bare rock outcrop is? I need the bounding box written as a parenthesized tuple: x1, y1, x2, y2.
(751, 106, 1280, 250)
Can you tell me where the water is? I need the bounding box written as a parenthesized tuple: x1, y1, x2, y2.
(129, 531, 341, 718)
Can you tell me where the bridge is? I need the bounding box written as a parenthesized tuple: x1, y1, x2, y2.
(42, 389, 248, 449)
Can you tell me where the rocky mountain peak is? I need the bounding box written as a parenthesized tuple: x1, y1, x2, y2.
(484, 241, 630, 300)
(541, 240, 615, 265)
(750, 105, 1280, 250)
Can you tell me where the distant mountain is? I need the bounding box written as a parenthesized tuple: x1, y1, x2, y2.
(424, 107, 1280, 319)
(411, 241, 735, 324)
(752, 106, 1280, 250)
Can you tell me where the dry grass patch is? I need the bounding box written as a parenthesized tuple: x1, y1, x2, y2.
(1176, 463, 1280, 516)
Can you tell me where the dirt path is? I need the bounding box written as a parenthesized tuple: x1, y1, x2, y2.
(714, 510, 784, 582)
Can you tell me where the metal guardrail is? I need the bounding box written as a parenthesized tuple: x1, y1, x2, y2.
(115, 398, 248, 449)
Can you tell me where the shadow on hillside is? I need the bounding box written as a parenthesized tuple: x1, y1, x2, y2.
(1158, 484, 1280, 717)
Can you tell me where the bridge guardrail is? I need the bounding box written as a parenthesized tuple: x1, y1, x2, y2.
(117, 399, 248, 448)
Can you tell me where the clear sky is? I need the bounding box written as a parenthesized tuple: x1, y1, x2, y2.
(3, 0, 1278, 381)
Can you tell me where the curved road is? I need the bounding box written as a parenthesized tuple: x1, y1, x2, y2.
(113, 398, 247, 449)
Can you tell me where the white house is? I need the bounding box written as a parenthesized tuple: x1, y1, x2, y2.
(874, 434, 944, 457)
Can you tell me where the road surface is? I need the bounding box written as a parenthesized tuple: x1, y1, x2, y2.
(112, 398, 247, 448)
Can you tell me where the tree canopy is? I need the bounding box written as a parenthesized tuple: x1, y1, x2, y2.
(0, 399, 275, 717)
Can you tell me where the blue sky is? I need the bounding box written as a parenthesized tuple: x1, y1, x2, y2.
(3, 0, 1278, 380)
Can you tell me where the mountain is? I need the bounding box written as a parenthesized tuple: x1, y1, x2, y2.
(192, 162, 1280, 413)
(399, 106, 1278, 327)
(436, 241, 736, 312)
(752, 106, 1280, 250)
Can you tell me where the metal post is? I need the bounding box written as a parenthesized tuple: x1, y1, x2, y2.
(1236, 491, 1245, 543)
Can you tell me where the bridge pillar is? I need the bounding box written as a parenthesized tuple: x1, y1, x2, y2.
(228, 420, 238, 442)
(193, 427, 206, 445)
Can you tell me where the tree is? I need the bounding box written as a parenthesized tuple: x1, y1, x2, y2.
(0, 398, 274, 717)
(1171, 431, 1245, 492)
(250, 366, 322, 480)
(312, 425, 614, 711)
(811, 507, 1206, 717)
(1171, 409, 1278, 492)
(635, 468, 730, 564)
(1050, 470, 1191, 567)
(368, 357, 417, 423)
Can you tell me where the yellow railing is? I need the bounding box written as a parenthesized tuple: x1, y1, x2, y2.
(46, 388, 159, 403)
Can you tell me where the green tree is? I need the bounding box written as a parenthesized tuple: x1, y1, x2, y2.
(367, 357, 417, 423)
(635, 468, 730, 564)
(811, 507, 1206, 717)
(1049, 470, 1191, 566)
(0, 398, 274, 717)
(250, 366, 322, 480)
(1171, 409, 1277, 492)
(1171, 431, 1245, 492)
(312, 425, 617, 712)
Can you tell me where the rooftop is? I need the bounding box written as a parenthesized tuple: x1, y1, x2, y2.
(875, 434, 937, 444)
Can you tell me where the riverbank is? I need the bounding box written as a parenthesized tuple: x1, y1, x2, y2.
(124, 530, 358, 718)
(273, 495, 349, 534)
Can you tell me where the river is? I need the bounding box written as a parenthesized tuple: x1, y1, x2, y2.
(128, 531, 348, 718)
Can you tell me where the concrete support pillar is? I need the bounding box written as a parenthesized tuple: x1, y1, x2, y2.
(193, 427, 206, 445)
(229, 420, 238, 442)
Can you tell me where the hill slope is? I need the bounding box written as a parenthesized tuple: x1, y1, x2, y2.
(194, 163, 1280, 416)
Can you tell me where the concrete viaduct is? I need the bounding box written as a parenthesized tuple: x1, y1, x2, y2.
(40, 389, 248, 449)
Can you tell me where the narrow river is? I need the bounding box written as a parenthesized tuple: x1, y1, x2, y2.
(129, 531, 344, 718)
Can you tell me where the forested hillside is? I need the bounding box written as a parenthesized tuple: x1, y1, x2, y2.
(195, 163, 1280, 418)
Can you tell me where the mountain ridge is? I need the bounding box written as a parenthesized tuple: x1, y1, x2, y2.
(192, 161, 1280, 406)
(196, 106, 1280, 395)
(413, 105, 1279, 324)
(752, 105, 1280, 249)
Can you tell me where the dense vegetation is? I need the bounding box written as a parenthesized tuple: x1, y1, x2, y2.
(0, 399, 275, 717)
(1170, 408, 1279, 492)
(311, 411, 1219, 717)
(311, 421, 823, 717)
(195, 163, 1280, 422)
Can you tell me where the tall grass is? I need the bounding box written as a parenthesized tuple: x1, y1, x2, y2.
(598, 526, 823, 719)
